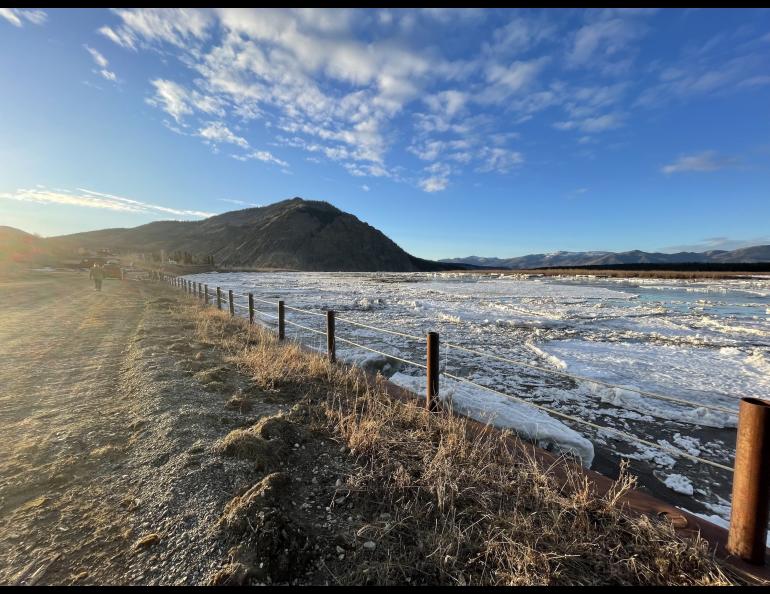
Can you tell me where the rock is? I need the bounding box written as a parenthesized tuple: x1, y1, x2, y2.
(134, 533, 160, 549)
(362, 541, 376, 551)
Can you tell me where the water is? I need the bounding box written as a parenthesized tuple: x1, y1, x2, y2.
(184, 271, 770, 521)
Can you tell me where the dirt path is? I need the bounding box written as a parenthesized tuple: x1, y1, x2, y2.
(0, 272, 152, 583)
(0, 271, 282, 584)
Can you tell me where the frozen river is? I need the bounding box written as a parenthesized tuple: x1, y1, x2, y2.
(183, 271, 770, 526)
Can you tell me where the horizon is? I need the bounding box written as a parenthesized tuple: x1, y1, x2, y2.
(2, 8, 770, 259)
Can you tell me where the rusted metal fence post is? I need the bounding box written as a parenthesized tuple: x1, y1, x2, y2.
(728, 397, 770, 565)
(278, 300, 285, 340)
(204, 284, 209, 306)
(248, 293, 255, 325)
(216, 287, 222, 310)
(426, 331, 439, 411)
(326, 310, 336, 363)
(228, 290, 235, 317)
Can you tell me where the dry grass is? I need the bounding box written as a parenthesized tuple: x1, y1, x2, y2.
(191, 306, 734, 586)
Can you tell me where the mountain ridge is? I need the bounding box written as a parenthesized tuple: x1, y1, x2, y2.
(441, 246, 770, 269)
(44, 197, 468, 272)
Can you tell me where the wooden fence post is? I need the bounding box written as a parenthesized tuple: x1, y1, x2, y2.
(204, 284, 209, 306)
(327, 310, 336, 363)
(426, 331, 439, 411)
(249, 293, 255, 325)
(228, 290, 234, 317)
(728, 397, 770, 565)
(278, 300, 285, 340)
(217, 287, 222, 310)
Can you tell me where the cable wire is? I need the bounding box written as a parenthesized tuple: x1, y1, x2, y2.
(335, 316, 423, 341)
(335, 336, 427, 370)
(441, 370, 733, 472)
(443, 341, 737, 416)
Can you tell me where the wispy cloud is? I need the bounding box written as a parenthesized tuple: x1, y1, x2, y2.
(554, 112, 624, 133)
(0, 187, 214, 218)
(98, 8, 212, 51)
(218, 198, 262, 208)
(419, 162, 452, 193)
(84, 45, 118, 82)
(661, 151, 738, 174)
(198, 121, 249, 149)
(0, 8, 46, 27)
(147, 79, 224, 124)
(663, 236, 770, 252)
(95, 8, 769, 193)
(231, 150, 288, 168)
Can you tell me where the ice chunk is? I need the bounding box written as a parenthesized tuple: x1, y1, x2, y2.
(663, 473, 694, 496)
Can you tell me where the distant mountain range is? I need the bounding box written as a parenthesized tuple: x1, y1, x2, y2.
(440, 246, 770, 269)
(42, 198, 465, 272)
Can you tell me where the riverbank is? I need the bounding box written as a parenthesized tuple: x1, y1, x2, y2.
(0, 270, 738, 584)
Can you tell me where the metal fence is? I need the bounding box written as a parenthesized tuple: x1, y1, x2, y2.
(162, 273, 770, 566)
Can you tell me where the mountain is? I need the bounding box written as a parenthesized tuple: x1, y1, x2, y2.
(0, 226, 48, 266)
(48, 198, 466, 272)
(441, 246, 770, 269)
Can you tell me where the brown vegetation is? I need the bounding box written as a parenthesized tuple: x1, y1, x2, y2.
(190, 304, 736, 586)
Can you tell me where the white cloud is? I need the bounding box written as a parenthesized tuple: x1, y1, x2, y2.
(0, 187, 214, 218)
(361, 184, 370, 192)
(663, 236, 770, 252)
(0, 8, 46, 27)
(231, 150, 288, 168)
(423, 90, 468, 117)
(567, 17, 644, 69)
(98, 25, 137, 50)
(483, 15, 555, 56)
(148, 79, 193, 123)
(554, 112, 623, 133)
(100, 8, 213, 50)
(218, 198, 262, 207)
(84, 45, 118, 82)
(85, 45, 109, 68)
(147, 79, 224, 124)
(661, 151, 738, 174)
(418, 162, 452, 192)
(480, 57, 549, 103)
(476, 148, 524, 173)
(96, 8, 767, 191)
(198, 121, 249, 148)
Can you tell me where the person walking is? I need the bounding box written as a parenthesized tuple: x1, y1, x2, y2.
(89, 263, 105, 291)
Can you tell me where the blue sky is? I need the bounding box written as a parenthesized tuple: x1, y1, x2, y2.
(1, 8, 769, 259)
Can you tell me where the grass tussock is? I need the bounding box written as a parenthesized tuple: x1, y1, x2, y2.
(190, 305, 733, 586)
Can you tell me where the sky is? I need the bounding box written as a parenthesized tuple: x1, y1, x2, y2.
(1, 8, 769, 260)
